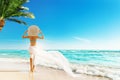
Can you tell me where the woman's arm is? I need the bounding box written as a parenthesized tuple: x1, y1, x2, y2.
(38, 30, 44, 39)
(22, 30, 29, 38)
(22, 36, 29, 38)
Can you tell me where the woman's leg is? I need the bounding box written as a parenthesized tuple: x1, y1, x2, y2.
(30, 57, 33, 72)
(30, 54, 35, 72)
(32, 55, 35, 71)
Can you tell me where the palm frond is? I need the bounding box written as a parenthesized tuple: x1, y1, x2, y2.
(0, 0, 10, 18)
(0, 0, 35, 26)
(11, 12, 35, 19)
(0, 0, 33, 18)
(7, 18, 27, 25)
(4, 0, 29, 18)
(19, 6, 29, 11)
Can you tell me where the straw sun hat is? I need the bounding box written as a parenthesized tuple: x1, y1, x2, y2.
(27, 25, 41, 36)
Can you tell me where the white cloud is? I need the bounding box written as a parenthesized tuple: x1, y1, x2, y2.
(74, 37, 91, 43)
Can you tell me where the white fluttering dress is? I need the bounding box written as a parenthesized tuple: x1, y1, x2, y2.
(29, 46, 77, 77)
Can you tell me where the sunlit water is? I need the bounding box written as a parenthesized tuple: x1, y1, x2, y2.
(0, 50, 120, 80)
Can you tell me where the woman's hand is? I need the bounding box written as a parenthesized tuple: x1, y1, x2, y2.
(39, 30, 42, 34)
(22, 36, 29, 38)
(22, 30, 28, 38)
(24, 30, 28, 35)
(22, 30, 29, 38)
(36, 30, 44, 39)
(22, 36, 25, 38)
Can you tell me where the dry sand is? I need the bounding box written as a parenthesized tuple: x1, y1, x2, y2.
(0, 61, 110, 80)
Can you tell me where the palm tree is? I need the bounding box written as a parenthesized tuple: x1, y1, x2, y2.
(0, 0, 35, 31)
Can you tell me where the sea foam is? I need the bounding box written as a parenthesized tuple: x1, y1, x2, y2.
(0, 50, 120, 80)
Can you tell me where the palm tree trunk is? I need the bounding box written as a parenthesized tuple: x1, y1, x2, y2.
(0, 19, 5, 31)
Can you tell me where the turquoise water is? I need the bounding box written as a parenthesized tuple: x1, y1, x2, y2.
(0, 50, 120, 80)
(60, 50, 120, 67)
(0, 50, 29, 59)
(0, 50, 120, 67)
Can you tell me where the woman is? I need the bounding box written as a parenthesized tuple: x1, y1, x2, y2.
(22, 25, 77, 77)
(22, 25, 44, 72)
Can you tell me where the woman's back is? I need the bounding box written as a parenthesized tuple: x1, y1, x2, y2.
(29, 36, 38, 46)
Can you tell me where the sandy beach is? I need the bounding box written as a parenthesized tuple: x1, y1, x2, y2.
(0, 59, 110, 80)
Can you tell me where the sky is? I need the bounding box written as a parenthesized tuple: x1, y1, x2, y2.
(0, 0, 120, 50)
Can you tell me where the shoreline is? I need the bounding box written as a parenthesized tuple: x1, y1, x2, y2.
(0, 59, 110, 80)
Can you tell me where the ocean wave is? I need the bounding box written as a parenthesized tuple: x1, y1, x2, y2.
(0, 49, 120, 80)
(0, 57, 120, 80)
(36, 62, 120, 80)
(70, 63, 120, 80)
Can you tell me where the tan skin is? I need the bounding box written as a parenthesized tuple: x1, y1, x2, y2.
(22, 30, 44, 72)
